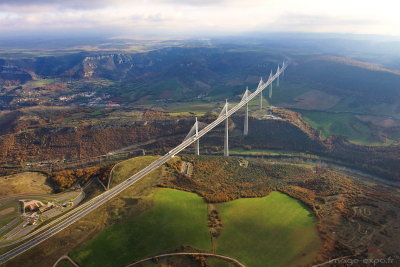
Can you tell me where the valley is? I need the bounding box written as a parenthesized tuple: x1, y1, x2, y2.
(2, 154, 399, 267)
(1, 36, 399, 267)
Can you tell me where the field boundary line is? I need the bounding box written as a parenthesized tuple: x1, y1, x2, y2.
(53, 255, 80, 267)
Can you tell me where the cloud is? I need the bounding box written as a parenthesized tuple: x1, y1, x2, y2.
(0, 0, 398, 37)
(279, 14, 377, 27)
(0, 0, 112, 9)
(0, 0, 228, 11)
(268, 14, 379, 33)
(161, 0, 226, 6)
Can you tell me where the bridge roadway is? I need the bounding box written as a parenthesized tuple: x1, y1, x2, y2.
(0, 64, 286, 264)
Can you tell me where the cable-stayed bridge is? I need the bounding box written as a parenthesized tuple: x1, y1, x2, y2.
(0, 60, 288, 264)
(181, 62, 286, 157)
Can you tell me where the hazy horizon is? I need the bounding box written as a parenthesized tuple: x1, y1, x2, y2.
(1, 0, 399, 38)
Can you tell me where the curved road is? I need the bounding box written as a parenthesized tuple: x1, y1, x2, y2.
(125, 252, 246, 267)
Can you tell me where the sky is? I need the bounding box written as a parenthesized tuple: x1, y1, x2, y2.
(0, 0, 399, 38)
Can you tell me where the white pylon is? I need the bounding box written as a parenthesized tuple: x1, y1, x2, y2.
(258, 77, 264, 90)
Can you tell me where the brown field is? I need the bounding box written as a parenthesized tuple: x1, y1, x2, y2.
(320, 56, 400, 75)
(245, 75, 261, 84)
(0, 172, 52, 198)
(279, 89, 341, 110)
(225, 78, 244, 86)
(356, 115, 400, 128)
(20, 105, 73, 113)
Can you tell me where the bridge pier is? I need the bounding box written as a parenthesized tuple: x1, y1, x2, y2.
(269, 78, 273, 99)
(260, 90, 263, 109)
(269, 84, 272, 99)
(195, 117, 200, 156)
(224, 100, 229, 156)
(277, 65, 280, 86)
(195, 139, 199, 156)
(244, 101, 248, 136)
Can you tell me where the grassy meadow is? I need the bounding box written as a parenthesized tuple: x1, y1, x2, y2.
(163, 101, 218, 116)
(109, 155, 162, 187)
(216, 191, 321, 267)
(297, 110, 399, 145)
(67, 155, 321, 267)
(70, 188, 211, 267)
(69, 188, 320, 267)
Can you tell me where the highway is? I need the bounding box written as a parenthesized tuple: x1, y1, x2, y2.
(0, 62, 287, 264)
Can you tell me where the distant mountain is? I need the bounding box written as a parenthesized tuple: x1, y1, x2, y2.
(0, 47, 283, 102)
(1, 44, 399, 116)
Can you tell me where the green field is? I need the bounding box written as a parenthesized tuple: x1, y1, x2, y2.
(133, 255, 237, 267)
(229, 147, 317, 158)
(70, 188, 211, 266)
(299, 110, 378, 145)
(162, 95, 271, 116)
(205, 258, 237, 267)
(216, 191, 321, 267)
(163, 101, 218, 116)
(329, 99, 400, 119)
(70, 186, 321, 267)
(109, 156, 161, 187)
(56, 260, 75, 267)
(0, 201, 20, 229)
(247, 93, 270, 110)
(268, 81, 312, 105)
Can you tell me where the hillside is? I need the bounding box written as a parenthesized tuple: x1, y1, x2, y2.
(5, 155, 399, 267)
(2, 47, 399, 109)
(0, 47, 282, 108)
(0, 172, 51, 198)
(1, 149, 400, 266)
(1, 107, 399, 183)
(2, 45, 399, 148)
(162, 155, 400, 263)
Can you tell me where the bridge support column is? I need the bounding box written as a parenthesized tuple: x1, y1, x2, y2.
(195, 117, 200, 156)
(269, 80, 273, 99)
(269, 84, 272, 99)
(260, 90, 263, 109)
(224, 118, 229, 156)
(277, 65, 280, 86)
(195, 139, 200, 156)
(244, 101, 248, 136)
(224, 100, 229, 156)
